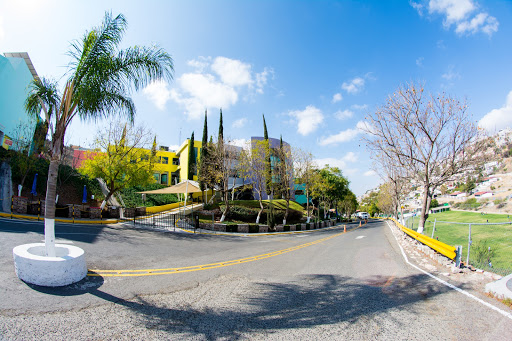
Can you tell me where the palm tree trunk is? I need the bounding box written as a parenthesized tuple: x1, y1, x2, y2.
(44, 158, 59, 257)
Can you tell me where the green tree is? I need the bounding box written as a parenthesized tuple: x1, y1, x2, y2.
(188, 132, 195, 180)
(25, 12, 173, 256)
(218, 109, 224, 142)
(198, 110, 208, 192)
(80, 120, 157, 210)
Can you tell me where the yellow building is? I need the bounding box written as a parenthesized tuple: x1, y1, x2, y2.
(152, 138, 203, 186)
(152, 147, 179, 186)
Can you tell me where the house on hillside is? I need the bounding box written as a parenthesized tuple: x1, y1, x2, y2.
(449, 191, 467, 198)
(475, 191, 493, 198)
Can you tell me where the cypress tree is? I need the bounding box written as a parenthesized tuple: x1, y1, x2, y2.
(263, 114, 272, 195)
(218, 108, 224, 142)
(199, 110, 208, 191)
(188, 132, 195, 180)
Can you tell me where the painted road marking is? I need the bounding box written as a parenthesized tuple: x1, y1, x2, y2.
(88, 229, 353, 277)
(356, 236, 366, 239)
(386, 220, 512, 321)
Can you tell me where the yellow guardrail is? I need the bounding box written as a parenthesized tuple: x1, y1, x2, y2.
(146, 202, 182, 214)
(384, 217, 457, 260)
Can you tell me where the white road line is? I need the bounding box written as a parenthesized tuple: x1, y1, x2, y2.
(355, 236, 366, 239)
(386, 220, 512, 320)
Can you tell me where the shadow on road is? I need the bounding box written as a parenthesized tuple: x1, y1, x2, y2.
(81, 273, 456, 340)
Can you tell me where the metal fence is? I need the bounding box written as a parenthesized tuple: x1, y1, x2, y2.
(405, 216, 512, 276)
(119, 209, 201, 232)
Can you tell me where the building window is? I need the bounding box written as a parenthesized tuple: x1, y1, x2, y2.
(295, 190, 304, 196)
(172, 158, 179, 165)
(153, 173, 160, 182)
(161, 173, 168, 185)
(161, 156, 168, 164)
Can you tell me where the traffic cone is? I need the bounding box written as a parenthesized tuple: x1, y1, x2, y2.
(359, 221, 361, 227)
(344, 225, 346, 233)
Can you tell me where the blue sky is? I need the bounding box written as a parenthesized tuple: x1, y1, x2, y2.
(1, 0, 511, 196)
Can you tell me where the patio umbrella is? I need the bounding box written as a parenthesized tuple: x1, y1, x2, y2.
(82, 185, 87, 204)
(30, 173, 38, 196)
(138, 180, 202, 215)
(137, 180, 202, 194)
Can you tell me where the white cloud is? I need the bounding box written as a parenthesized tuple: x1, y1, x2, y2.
(479, 91, 512, 132)
(169, 56, 271, 119)
(416, 57, 424, 67)
(319, 120, 368, 146)
(342, 77, 365, 94)
(332, 93, 343, 103)
(351, 104, 368, 111)
(414, 0, 499, 36)
(364, 170, 377, 177)
(314, 152, 358, 170)
(289, 105, 324, 136)
(319, 128, 359, 146)
(334, 109, 353, 120)
(232, 118, 248, 128)
(187, 56, 211, 73)
(142, 80, 172, 110)
(170, 73, 238, 119)
(343, 151, 358, 163)
(255, 67, 273, 94)
(442, 65, 460, 81)
(212, 57, 253, 87)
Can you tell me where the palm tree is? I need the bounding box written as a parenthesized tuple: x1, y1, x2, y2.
(25, 12, 173, 256)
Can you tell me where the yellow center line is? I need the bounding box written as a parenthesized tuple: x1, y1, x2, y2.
(88, 226, 359, 277)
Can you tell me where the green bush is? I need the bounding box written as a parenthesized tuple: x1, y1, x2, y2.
(120, 184, 179, 207)
(460, 198, 480, 210)
(249, 224, 259, 233)
(296, 224, 302, 231)
(283, 225, 290, 232)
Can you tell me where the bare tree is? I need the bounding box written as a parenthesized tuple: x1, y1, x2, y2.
(362, 83, 487, 233)
(373, 153, 409, 223)
(294, 149, 315, 223)
(274, 140, 296, 225)
(237, 140, 270, 224)
(202, 137, 239, 222)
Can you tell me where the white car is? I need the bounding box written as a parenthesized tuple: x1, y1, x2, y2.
(357, 212, 369, 219)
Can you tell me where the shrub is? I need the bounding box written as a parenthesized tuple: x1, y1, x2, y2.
(283, 225, 290, 232)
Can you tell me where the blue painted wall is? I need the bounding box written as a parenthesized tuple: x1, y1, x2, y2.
(0, 55, 36, 148)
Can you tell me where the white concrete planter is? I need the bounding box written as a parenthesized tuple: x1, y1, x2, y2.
(13, 243, 87, 287)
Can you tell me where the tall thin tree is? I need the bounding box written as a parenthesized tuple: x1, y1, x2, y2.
(188, 132, 195, 180)
(218, 109, 224, 142)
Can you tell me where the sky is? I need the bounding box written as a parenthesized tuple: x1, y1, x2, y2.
(1, 0, 512, 197)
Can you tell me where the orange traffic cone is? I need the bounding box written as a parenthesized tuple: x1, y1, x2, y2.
(359, 221, 361, 227)
(344, 225, 346, 233)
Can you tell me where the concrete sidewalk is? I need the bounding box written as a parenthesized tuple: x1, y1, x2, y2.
(486, 274, 512, 300)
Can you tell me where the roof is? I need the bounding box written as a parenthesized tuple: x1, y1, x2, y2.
(474, 191, 491, 196)
(3, 52, 38, 79)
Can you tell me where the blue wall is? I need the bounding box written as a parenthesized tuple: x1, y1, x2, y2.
(0, 55, 37, 148)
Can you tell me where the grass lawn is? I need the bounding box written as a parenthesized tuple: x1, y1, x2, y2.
(409, 210, 512, 274)
(229, 199, 304, 212)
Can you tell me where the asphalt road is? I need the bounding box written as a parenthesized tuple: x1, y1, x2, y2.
(1, 218, 511, 340)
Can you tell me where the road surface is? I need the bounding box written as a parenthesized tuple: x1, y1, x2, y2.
(0, 218, 511, 340)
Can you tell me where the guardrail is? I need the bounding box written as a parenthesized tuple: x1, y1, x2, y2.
(384, 217, 457, 260)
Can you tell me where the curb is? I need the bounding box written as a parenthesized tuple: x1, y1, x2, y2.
(0, 212, 119, 225)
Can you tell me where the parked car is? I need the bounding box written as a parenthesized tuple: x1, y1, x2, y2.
(357, 212, 369, 219)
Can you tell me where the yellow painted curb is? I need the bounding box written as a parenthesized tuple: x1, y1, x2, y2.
(0, 212, 119, 224)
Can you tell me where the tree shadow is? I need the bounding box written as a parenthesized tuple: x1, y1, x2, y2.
(88, 273, 457, 340)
